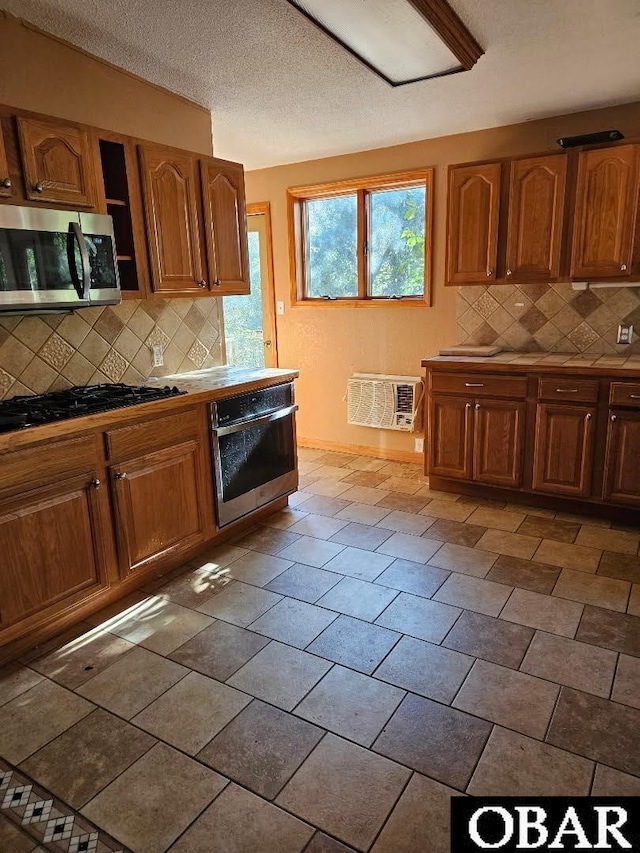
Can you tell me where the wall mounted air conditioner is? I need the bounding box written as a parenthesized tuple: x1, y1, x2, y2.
(347, 373, 424, 432)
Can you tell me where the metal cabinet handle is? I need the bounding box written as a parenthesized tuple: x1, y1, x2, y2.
(33, 182, 44, 193)
(465, 383, 484, 387)
(556, 388, 579, 393)
(198, 279, 208, 288)
(629, 394, 640, 400)
(621, 264, 627, 271)
(90, 478, 101, 489)
(1, 177, 11, 189)
(114, 471, 127, 480)
(611, 414, 617, 421)
(585, 413, 592, 421)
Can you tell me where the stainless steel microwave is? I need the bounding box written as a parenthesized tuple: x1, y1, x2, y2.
(0, 206, 121, 312)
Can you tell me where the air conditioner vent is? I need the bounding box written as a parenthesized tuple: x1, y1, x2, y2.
(347, 373, 424, 432)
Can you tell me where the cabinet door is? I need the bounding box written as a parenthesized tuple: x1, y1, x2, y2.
(201, 158, 250, 295)
(16, 116, 98, 207)
(505, 154, 567, 282)
(139, 144, 206, 294)
(532, 404, 596, 496)
(111, 440, 206, 575)
(473, 399, 525, 487)
(571, 145, 638, 278)
(0, 127, 12, 199)
(603, 411, 640, 506)
(446, 163, 501, 284)
(0, 476, 106, 628)
(428, 395, 473, 479)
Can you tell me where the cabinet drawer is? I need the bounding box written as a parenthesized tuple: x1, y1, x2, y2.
(610, 383, 640, 408)
(538, 377, 599, 403)
(0, 436, 97, 497)
(106, 408, 200, 461)
(431, 372, 527, 399)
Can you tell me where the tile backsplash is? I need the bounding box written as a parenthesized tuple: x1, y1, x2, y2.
(457, 283, 640, 355)
(0, 297, 224, 400)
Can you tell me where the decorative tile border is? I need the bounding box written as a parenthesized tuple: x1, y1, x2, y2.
(0, 758, 131, 852)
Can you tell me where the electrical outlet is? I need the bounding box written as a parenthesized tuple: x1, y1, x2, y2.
(414, 437, 424, 453)
(151, 345, 164, 367)
(617, 324, 634, 345)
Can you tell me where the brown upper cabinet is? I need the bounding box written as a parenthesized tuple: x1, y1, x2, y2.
(16, 116, 98, 207)
(0, 127, 11, 198)
(570, 144, 639, 279)
(505, 154, 567, 282)
(200, 158, 250, 295)
(446, 162, 501, 284)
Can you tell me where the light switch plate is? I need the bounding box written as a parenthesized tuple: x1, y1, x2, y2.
(276, 301, 285, 315)
(414, 437, 424, 453)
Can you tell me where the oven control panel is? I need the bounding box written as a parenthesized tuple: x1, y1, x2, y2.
(212, 382, 294, 427)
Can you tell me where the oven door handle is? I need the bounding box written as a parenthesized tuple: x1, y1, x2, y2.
(213, 404, 298, 436)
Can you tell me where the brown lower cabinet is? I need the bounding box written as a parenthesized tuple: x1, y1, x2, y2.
(603, 410, 640, 506)
(532, 403, 595, 497)
(473, 399, 525, 488)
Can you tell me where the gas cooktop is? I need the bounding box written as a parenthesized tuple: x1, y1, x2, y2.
(0, 383, 187, 434)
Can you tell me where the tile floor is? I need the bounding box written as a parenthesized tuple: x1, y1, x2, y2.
(1, 446, 640, 852)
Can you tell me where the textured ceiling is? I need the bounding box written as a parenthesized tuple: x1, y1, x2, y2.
(3, 0, 640, 169)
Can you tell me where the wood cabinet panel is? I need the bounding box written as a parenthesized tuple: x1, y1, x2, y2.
(603, 411, 640, 506)
(506, 154, 567, 282)
(201, 158, 249, 295)
(446, 163, 501, 284)
(532, 403, 596, 497)
(16, 116, 98, 207)
(538, 376, 599, 404)
(139, 144, 206, 294)
(0, 127, 11, 198)
(0, 436, 97, 497)
(431, 372, 527, 399)
(609, 383, 640, 408)
(0, 476, 105, 627)
(473, 399, 525, 487)
(571, 144, 639, 278)
(111, 440, 206, 575)
(106, 408, 200, 461)
(428, 395, 473, 479)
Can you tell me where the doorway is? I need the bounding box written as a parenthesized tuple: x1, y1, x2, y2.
(223, 202, 278, 368)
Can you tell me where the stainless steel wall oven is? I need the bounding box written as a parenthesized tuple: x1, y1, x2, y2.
(210, 382, 298, 527)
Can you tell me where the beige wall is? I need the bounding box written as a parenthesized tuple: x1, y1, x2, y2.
(0, 11, 213, 153)
(245, 101, 640, 457)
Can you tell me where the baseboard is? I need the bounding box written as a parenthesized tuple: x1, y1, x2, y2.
(297, 436, 422, 465)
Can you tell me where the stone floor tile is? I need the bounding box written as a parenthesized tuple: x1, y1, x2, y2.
(0, 679, 94, 764)
(575, 605, 640, 656)
(317, 577, 398, 622)
(553, 568, 630, 612)
(467, 726, 593, 796)
(453, 659, 559, 738)
(133, 671, 251, 754)
(0, 814, 38, 853)
(249, 597, 337, 648)
(466, 507, 525, 532)
(263, 507, 310, 529)
(77, 646, 188, 719)
(189, 542, 248, 571)
(500, 588, 583, 637)
(425, 518, 487, 547)
(442, 610, 534, 669)
(288, 513, 350, 540)
(344, 456, 388, 473)
(486, 554, 560, 594)
(591, 764, 640, 796)
(340, 470, 390, 488)
(278, 536, 346, 568)
(236, 525, 302, 556)
(547, 687, 640, 777)
(169, 620, 269, 681)
(289, 490, 313, 508)
(476, 528, 540, 560)
(375, 510, 433, 536)
(307, 615, 401, 674)
(265, 563, 342, 603)
(371, 773, 463, 853)
(419, 499, 474, 522)
(228, 642, 332, 711)
(505, 503, 556, 518)
(26, 628, 135, 689)
(427, 542, 497, 578)
(517, 515, 580, 543)
(373, 693, 491, 790)
(376, 532, 442, 564)
(100, 597, 213, 656)
(335, 503, 392, 526)
(433, 574, 512, 617)
(276, 734, 410, 852)
(598, 551, 640, 584)
(329, 522, 393, 551)
(322, 546, 394, 581)
(630, 585, 640, 616)
(611, 654, 640, 709)
(196, 580, 283, 626)
(295, 666, 404, 747)
(374, 635, 473, 703)
(82, 742, 226, 853)
(415, 486, 461, 502)
(148, 563, 231, 609)
(225, 550, 293, 586)
(378, 476, 422, 495)
(374, 492, 430, 514)
(556, 511, 611, 528)
(302, 479, 353, 498)
(375, 592, 461, 643)
(374, 558, 449, 598)
(305, 832, 357, 853)
(576, 525, 640, 555)
(332, 484, 384, 503)
(520, 631, 617, 697)
(83, 592, 154, 628)
(296, 495, 352, 517)
(0, 664, 43, 707)
(533, 539, 601, 572)
(198, 700, 324, 799)
(20, 708, 154, 808)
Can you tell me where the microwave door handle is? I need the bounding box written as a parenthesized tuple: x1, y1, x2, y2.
(70, 221, 91, 300)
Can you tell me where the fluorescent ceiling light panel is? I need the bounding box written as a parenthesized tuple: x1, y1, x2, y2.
(288, 0, 483, 86)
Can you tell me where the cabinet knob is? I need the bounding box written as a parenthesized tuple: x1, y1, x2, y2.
(475, 403, 481, 410)
(486, 268, 493, 277)
(90, 478, 101, 489)
(263, 340, 272, 348)
(114, 471, 127, 480)
(621, 264, 627, 271)
(465, 402, 472, 410)
(611, 414, 617, 422)
(585, 413, 592, 421)
(33, 182, 44, 193)
(212, 279, 221, 288)
(506, 269, 512, 276)
(1, 177, 11, 189)
(198, 279, 208, 288)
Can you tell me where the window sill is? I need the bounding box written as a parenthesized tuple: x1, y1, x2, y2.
(291, 298, 431, 308)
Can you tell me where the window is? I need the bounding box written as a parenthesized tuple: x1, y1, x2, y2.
(288, 169, 433, 305)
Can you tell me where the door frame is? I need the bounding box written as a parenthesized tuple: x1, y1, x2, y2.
(247, 202, 279, 367)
